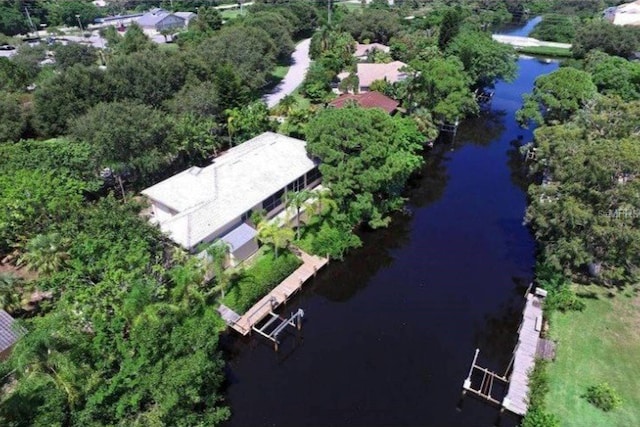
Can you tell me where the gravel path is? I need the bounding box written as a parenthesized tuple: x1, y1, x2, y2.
(263, 38, 311, 108)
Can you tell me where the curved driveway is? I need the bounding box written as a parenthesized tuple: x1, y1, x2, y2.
(263, 38, 311, 108)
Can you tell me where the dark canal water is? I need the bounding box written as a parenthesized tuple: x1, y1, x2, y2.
(221, 51, 559, 427)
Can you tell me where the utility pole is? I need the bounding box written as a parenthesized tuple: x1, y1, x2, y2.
(24, 7, 37, 35)
(76, 14, 85, 37)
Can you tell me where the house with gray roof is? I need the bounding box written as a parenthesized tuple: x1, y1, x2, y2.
(137, 8, 188, 32)
(141, 132, 321, 262)
(0, 309, 25, 360)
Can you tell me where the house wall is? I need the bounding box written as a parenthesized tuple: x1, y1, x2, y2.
(231, 239, 260, 265)
(185, 167, 322, 251)
(156, 15, 185, 31)
(152, 201, 178, 223)
(0, 345, 13, 361)
(198, 216, 243, 249)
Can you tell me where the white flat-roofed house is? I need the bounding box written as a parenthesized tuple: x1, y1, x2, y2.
(141, 132, 321, 260)
(604, 1, 640, 26)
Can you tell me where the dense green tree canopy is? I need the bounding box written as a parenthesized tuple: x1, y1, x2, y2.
(340, 8, 401, 44)
(517, 67, 597, 126)
(0, 169, 85, 252)
(165, 80, 222, 119)
(106, 50, 186, 107)
(225, 101, 275, 144)
(198, 25, 277, 91)
(389, 30, 438, 63)
(33, 64, 111, 137)
(584, 51, 640, 101)
(403, 55, 478, 122)
(447, 29, 517, 89)
(525, 96, 640, 284)
(71, 101, 174, 176)
(572, 20, 640, 59)
(53, 43, 97, 70)
(45, 0, 100, 27)
(0, 57, 29, 92)
(529, 14, 577, 44)
(242, 11, 295, 62)
(0, 2, 30, 36)
(438, 7, 462, 50)
(190, 5, 222, 33)
(306, 106, 424, 228)
(0, 92, 26, 143)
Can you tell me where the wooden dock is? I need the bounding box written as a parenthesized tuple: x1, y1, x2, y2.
(218, 250, 328, 336)
(463, 288, 551, 417)
(502, 291, 545, 416)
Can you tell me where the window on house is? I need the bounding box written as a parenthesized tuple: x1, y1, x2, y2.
(306, 167, 321, 185)
(262, 188, 284, 212)
(286, 176, 305, 193)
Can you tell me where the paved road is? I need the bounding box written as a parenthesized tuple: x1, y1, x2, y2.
(263, 38, 311, 109)
(215, 2, 254, 10)
(492, 34, 572, 49)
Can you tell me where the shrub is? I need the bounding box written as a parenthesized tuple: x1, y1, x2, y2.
(521, 359, 560, 427)
(545, 285, 586, 313)
(310, 222, 362, 261)
(536, 262, 585, 313)
(584, 383, 622, 412)
(222, 251, 301, 313)
(521, 408, 560, 427)
(528, 360, 550, 408)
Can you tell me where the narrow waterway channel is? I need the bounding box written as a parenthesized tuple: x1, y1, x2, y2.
(221, 38, 559, 427)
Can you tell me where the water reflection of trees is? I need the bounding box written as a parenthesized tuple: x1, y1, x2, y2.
(455, 110, 507, 147)
(406, 147, 449, 208)
(313, 212, 413, 302)
(473, 277, 530, 370)
(507, 137, 533, 192)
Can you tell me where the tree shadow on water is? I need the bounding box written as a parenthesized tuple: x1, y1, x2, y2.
(312, 211, 414, 303)
(473, 277, 531, 371)
(455, 109, 508, 148)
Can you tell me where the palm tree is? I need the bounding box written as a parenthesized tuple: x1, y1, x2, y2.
(308, 187, 338, 218)
(257, 220, 294, 258)
(0, 272, 23, 314)
(168, 259, 206, 309)
(205, 240, 231, 298)
(12, 313, 84, 409)
(19, 233, 69, 276)
(225, 108, 241, 143)
(273, 94, 298, 117)
(285, 190, 311, 240)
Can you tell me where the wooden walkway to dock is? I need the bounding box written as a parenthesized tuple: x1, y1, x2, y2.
(502, 291, 545, 416)
(218, 250, 328, 336)
(463, 288, 552, 417)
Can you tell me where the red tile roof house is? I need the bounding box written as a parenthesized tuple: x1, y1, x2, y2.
(338, 61, 408, 93)
(328, 91, 400, 115)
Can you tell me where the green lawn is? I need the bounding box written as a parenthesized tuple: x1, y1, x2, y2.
(272, 65, 290, 80)
(516, 45, 573, 58)
(221, 9, 244, 21)
(546, 285, 640, 426)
